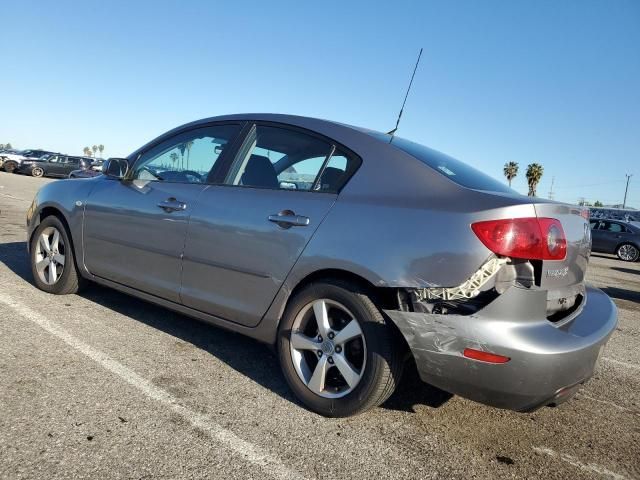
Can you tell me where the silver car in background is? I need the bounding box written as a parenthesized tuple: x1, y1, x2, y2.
(26, 114, 617, 417)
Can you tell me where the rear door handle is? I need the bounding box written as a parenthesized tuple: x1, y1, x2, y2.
(157, 197, 187, 212)
(268, 210, 310, 228)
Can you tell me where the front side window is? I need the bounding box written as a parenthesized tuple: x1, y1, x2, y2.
(132, 124, 240, 184)
(225, 125, 356, 192)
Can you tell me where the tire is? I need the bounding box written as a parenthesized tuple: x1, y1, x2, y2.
(31, 166, 44, 177)
(30, 216, 85, 294)
(278, 279, 404, 417)
(4, 161, 17, 173)
(616, 243, 639, 262)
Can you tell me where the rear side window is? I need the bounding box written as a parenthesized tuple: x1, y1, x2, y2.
(225, 125, 358, 193)
(367, 132, 515, 194)
(603, 222, 624, 233)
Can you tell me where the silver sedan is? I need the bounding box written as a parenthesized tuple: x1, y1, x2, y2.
(26, 114, 617, 417)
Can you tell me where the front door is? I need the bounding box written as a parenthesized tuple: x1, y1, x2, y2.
(83, 123, 241, 301)
(180, 123, 357, 327)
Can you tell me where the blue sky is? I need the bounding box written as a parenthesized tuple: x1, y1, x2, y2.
(1, 0, 638, 206)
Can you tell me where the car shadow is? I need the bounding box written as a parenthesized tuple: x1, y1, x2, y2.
(590, 253, 616, 260)
(0, 240, 451, 413)
(600, 286, 640, 304)
(611, 266, 640, 276)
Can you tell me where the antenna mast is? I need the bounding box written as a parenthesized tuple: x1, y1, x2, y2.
(387, 48, 423, 137)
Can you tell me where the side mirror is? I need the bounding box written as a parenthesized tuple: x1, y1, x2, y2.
(103, 158, 129, 179)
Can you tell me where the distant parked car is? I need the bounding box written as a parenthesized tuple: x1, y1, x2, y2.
(590, 219, 640, 262)
(90, 159, 104, 171)
(1, 149, 58, 173)
(0, 149, 21, 169)
(16, 154, 92, 178)
(69, 167, 102, 178)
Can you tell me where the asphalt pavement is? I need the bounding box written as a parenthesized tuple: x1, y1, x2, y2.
(1, 172, 638, 479)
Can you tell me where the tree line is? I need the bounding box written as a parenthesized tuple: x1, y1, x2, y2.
(0, 142, 13, 149)
(82, 145, 105, 158)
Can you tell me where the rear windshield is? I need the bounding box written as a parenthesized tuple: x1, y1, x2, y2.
(368, 132, 515, 194)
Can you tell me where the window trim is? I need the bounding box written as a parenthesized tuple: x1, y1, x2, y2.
(124, 122, 245, 185)
(220, 121, 362, 194)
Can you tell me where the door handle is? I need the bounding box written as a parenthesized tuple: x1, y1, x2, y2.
(268, 210, 310, 228)
(157, 197, 187, 212)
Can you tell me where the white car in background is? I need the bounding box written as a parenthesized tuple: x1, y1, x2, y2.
(1, 149, 58, 173)
(0, 149, 21, 169)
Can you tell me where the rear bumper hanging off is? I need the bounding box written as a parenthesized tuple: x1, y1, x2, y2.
(384, 285, 617, 412)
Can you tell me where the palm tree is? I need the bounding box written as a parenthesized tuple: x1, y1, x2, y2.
(98, 144, 104, 158)
(503, 161, 519, 187)
(184, 141, 194, 170)
(178, 143, 187, 170)
(83, 146, 91, 156)
(526, 163, 544, 197)
(169, 152, 178, 167)
(92, 145, 98, 157)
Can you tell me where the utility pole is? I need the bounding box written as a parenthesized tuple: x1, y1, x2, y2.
(548, 176, 555, 200)
(623, 174, 633, 208)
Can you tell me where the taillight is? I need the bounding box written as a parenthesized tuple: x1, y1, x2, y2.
(471, 217, 567, 260)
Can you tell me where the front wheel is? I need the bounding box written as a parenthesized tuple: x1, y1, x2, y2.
(617, 243, 639, 262)
(30, 216, 85, 294)
(31, 166, 44, 177)
(278, 280, 403, 417)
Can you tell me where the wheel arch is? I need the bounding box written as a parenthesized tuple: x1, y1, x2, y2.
(30, 206, 77, 261)
(286, 268, 401, 311)
(272, 268, 411, 357)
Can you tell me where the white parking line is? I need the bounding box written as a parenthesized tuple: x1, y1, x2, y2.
(577, 393, 639, 416)
(603, 357, 640, 371)
(0, 294, 306, 480)
(0, 192, 29, 202)
(532, 447, 629, 480)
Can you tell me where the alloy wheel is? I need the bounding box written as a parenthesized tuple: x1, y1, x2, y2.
(32, 167, 44, 177)
(289, 299, 367, 398)
(34, 226, 66, 285)
(618, 244, 639, 262)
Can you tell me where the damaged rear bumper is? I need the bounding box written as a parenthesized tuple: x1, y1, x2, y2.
(384, 285, 617, 412)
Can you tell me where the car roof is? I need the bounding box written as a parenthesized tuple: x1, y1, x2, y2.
(129, 113, 395, 162)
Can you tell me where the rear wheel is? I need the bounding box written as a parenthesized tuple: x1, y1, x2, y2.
(4, 161, 17, 173)
(31, 166, 44, 177)
(617, 243, 639, 262)
(278, 280, 403, 417)
(30, 216, 84, 294)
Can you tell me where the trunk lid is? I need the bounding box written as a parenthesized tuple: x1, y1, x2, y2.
(533, 201, 590, 319)
(533, 201, 590, 289)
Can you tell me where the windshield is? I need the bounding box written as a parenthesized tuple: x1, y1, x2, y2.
(367, 132, 516, 194)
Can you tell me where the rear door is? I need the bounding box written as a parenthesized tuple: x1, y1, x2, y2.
(601, 221, 630, 253)
(45, 155, 66, 176)
(180, 123, 358, 327)
(590, 220, 607, 251)
(60, 156, 81, 176)
(83, 123, 241, 301)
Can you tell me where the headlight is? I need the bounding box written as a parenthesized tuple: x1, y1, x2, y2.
(22, 161, 33, 165)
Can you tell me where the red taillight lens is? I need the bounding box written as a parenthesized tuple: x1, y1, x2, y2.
(471, 217, 566, 260)
(463, 348, 510, 364)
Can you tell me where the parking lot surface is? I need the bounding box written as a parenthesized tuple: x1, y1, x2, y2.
(1, 173, 638, 480)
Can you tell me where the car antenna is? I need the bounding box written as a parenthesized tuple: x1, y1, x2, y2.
(387, 47, 423, 138)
